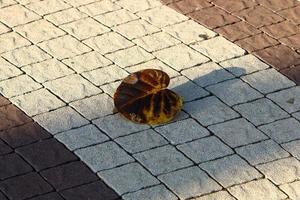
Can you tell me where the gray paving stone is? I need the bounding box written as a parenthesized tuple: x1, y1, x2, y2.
(81, 65, 129, 86)
(282, 139, 300, 160)
(100, 80, 122, 98)
(93, 114, 150, 138)
(259, 118, 300, 143)
(44, 74, 101, 103)
(200, 155, 262, 187)
(190, 36, 245, 62)
(158, 166, 221, 199)
(280, 181, 300, 200)
(115, 129, 168, 154)
(234, 98, 289, 126)
(256, 157, 300, 185)
(2, 45, 51, 67)
(138, 6, 188, 28)
(75, 141, 134, 172)
(33, 106, 89, 134)
(113, 19, 160, 40)
(267, 87, 300, 113)
(219, 54, 269, 77)
(228, 179, 287, 200)
(11, 88, 65, 116)
(55, 124, 109, 151)
(163, 20, 217, 44)
(134, 145, 193, 175)
(236, 140, 290, 165)
(106, 46, 154, 68)
(241, 69, 295, 94)
(155, 118, 210, 145)
(153, 44, 209, 71)
(293, 111, 300, 120)
(98, 162, 159, 195)
(184, 96, 240, 126)
(94, 9, 139, 27)
(122, 185, 177, 200)
(208, 118, 268, 148)
(22, 59, 74, 83)
(206, 79, 263, 106)
(62, 51, 112, 73)
(169, 76, 210, 102)
(0, 74, 42, 98)
(70, 93, 114, 120)
(177, 136, 234, 163)
(83, 32, 134, 55)
(194, 191, 235, 200)
(116, 0, 161, 13)
(0, 57, 22, 81)
(181, 62, 234, 87)
(78, 0, 120, 16)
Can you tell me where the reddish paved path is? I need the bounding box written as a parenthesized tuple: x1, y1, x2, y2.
(162, 0, 300, 84)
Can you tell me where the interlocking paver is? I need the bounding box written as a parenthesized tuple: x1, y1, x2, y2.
(0, 32, 30, 53)
(282, 140, 300, 160)
(256, 0, 299, 11)
(279, 34, 300, 50)
(106, 46, 154, 68)
(60, 18, 110, 40)
(38, 35, 91, 60)
(256, 157, 300, 185)
(159, 166, 221, 199)
(219, 54, 269, 77)
(98, 162, 159, 195)
(211, 0, 257, 13)
(122, 185, 177, 200)
(259, 118, 300, 143)
(241, 69, 295, 94)
(184, 96, 239, 126)
(29, 192, 64, 200)
(194, 191, 235, 200)
(182, 62, 234, 87)
(10, 88, 65, 116)
(168, 0, 212, 14)
(116, 0, 161, 13)
(236, 33, 279, 52)
(0, 57, 22, 81)
(41, 161, 98, 191)
(163, 20, 216, 44)
(33, 106, 89, 134)
(0, 95, 10, 107)
(133, 32, 180, 52)
(70, 93, 114, 120)
(44, 8, 88, 26)
(55, 124, 108, 151)
(93, 114, 150, 138)
(83, 32, 134, 55)
(169, 76, 209, 102)
(26, 0, 71, 15)
(43, 74, 101, 103)
(228, 179, 287, 200)
(137, 6, 188, 28)
(0, 4, 40, 27)
(154, 118, 209, 145)
(100, 80, 122, 98)
(280, 181, 300, 200)
(0, 74, 42, 98)
(206, 79, 263, 106)
(200, 155, 262, 187)
(14, 19, 65, 43)
(178, 136, 233, 163)
(0, 139, 12, 156)
(94, 9, 138, 27)
(0, 22, 10, 34)
(191, 36, 245, 63)
(261, 21, 300, 40)
(267, 87, 300, 113)
(236, 140, 289, 165)
(281, 65, 300, 86)
(2, 45, 51, 67)
(75, 141, 134, 172)
(208, 118, 268, 148)
(154, 44, 209, 71)
(115, 129, 168, 154)
(134, 145, 193, 175)
(0, 0, 16, 8)
(22, 58, 74, 83)
(278, 6, 300, 25)
(78, 0, 120, 16)
(81, 65, 129, 86)
(62, 51, 112, 73)
(63, 0, 98, 7)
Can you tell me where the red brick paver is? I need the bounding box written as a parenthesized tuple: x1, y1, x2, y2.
(161, 0, 300, 85)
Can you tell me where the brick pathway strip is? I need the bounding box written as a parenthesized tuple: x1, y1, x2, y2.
(0, 96, 120, 200)
(1, 0, 300, 200)
(161, 0, 300, 85)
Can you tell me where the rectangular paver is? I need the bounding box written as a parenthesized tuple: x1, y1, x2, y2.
(122, 185, 177, 200)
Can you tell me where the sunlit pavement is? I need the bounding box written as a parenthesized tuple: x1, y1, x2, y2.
(0, 0, 300, 199)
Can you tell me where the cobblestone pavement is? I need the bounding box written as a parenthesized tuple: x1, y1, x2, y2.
(1, 0, 300, 200)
